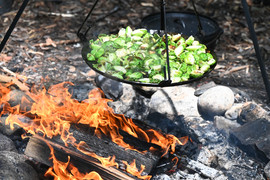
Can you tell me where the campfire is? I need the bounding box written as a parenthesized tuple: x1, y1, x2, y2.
(1, 0, 270, 179)
(0, 81, 189, 179)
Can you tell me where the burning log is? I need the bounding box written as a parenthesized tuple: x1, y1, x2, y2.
(23, 121, 161, 173)
(25, 135, 136, 180)
(43, 123, 160, 174)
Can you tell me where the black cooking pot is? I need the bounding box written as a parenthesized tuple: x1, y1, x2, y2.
(0, 0, 13, 15)
(141, 12, 223, 50)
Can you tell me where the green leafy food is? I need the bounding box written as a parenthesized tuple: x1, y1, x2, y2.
(87, 26, 216, 83)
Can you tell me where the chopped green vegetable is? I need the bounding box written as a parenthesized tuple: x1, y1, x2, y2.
(113, 66, 127, 74)
(87, 26, 217, 83)
(184, 52, 195, 65)
(185, 36, 195, 45)
(128, 72, 143, 79)
(87, 53, 95, 61)
(132, 29, 148, 37)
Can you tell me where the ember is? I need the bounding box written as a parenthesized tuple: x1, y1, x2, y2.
(0, 81, 187, 179)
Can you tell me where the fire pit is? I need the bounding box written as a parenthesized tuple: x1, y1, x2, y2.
(1, 0, 270, 179)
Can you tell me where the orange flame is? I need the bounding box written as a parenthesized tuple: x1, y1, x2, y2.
(122, 160, 152, 180)
(45, 144, 103, 180)
(0, 81, 188, 179)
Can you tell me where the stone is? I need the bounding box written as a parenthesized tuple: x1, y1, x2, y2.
(224, 103, 244, 120)
(264, 161, 270, 179)
(214, 116, 241, 135)
(150, 86, 200, 117)
(0, 115, 22, 135)
(95, 75, 123, 101)
(0, 151, 39, 180)
(69, 82, 97, 101)
(108, 83, 150, 120)
(0, 133, 17, 152)
(238, 102, 268, 124)
(194, 81, 216, 96)
(197, 86, 235, 120)
(231, 87, 252, 103)
(230, 118, 270, 161)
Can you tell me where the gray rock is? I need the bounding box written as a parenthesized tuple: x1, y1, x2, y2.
(231, 87, 252, 103)
(224, 103, 244, 120)
(265, 161, 270, 179)
(108, 83, 150, 120)
(0, 133, 17, 152)
(194, 81, 216, 96)
(239, 102, 268, 124)
(150, 86, 200, 117)
(197, 86, 235, 119)
(95, 75, 123, 100)
(0, 115, 22, 135)
(214, 116, 241, 135)
(0, 151, 39, 180)
(69, 82, 97, 101)
(230, 118, 270, 160)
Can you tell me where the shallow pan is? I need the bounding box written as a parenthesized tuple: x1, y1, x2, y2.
(81, 37, 218, 87)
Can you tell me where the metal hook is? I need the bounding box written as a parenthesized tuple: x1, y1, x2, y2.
(190, 0, 205, 40)
(160, 0, 171, 84)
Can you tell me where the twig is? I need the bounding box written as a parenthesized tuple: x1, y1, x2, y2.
(33, 39, 80, 49)
(221, 65, 249, 76)
(0, 66, 28, 81)
(36, 10, 76, 18)
(0, 74, 29, 92)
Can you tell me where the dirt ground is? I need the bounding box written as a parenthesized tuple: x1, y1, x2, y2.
(0, 0, 270, 109)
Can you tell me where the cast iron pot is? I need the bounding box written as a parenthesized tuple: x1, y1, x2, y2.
(0, 0, 13, 15)
(141, 12, 223, 50)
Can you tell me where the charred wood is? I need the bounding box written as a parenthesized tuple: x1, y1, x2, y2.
(66, 123, 161, 174)
(25, 135, 137, 180)
(24, 122, 161, 176)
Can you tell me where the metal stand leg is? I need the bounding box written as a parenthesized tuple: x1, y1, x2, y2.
(0, 0, 30, 54)
(241, 0, 270, 101)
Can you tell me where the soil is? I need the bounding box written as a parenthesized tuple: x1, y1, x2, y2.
(0, 0, 270, 109)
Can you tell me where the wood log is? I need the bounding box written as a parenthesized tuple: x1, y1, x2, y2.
(35, 123, 160, 173)
(25, 123, 161, 179)
(25, 135, 136, 180)
(66, 124, 161, 174)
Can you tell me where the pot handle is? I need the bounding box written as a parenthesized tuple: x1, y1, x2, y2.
(205, 28, 223, 49)
(77, 0, 100, 43)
